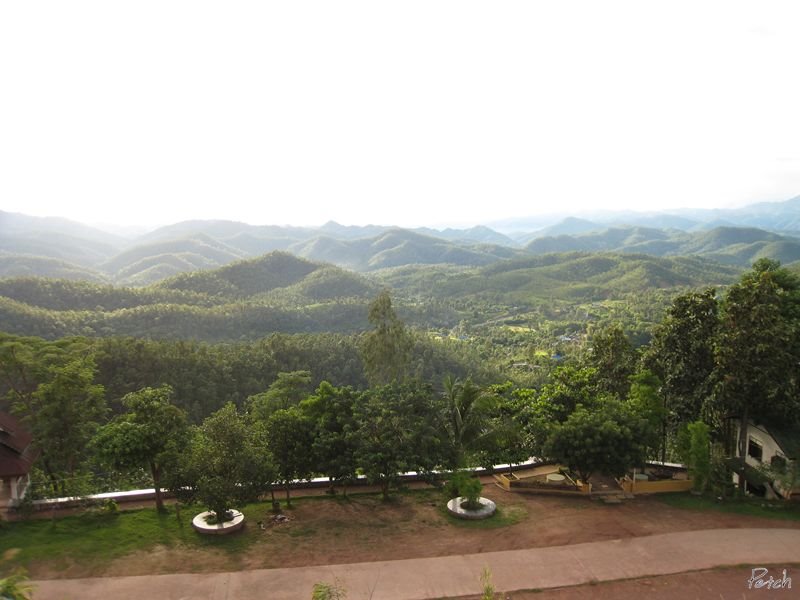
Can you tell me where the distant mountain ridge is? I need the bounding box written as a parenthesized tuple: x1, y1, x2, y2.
(524, 225, 800, 266)
(1, 195, 798, 284)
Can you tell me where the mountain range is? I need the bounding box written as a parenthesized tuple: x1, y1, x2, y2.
(1, 195, 798, 285)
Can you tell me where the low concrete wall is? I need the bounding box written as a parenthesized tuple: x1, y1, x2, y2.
(620, 477, 694, 495)
(22, 460, 542, 514)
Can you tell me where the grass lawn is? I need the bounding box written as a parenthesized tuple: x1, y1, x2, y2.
(0, 488, 522, 576)
(657, 493, 800, 521)
(0, 502, 258, 574)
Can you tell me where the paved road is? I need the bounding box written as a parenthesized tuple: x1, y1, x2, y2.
(32, 528, 800, 600)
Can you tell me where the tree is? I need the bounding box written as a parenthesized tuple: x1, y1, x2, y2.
(536, 366, 596, 422)
(301, 382, 358, 496)
(585, 323, 637, 399)
(247, 370, 312, 421)
(186, 403, 273, 521)
(16, 356, 106, 494)
(92, 385, 188, 511)
(545, 398, 651, 483)
(710, 261, 800, 492)
(472, 383, 532, 473)
(440, 376, 494, 468)
(684, 420, 711, 493)
(265, 406, 315, 507)
(626, 369, 665, 460)
(646, 288, 718, 459)
(359, 290, 413, 385)
(353, 381, 444, 499)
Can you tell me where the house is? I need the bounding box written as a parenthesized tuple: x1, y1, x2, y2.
(734, 420, 800, 500)
(0, 412, 38, 516)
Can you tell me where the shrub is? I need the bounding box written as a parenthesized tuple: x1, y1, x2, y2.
(311, 581, 346, 599)
(461, 477, 483, 510)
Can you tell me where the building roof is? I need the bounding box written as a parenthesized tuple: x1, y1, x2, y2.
(0, 412, 37, 478)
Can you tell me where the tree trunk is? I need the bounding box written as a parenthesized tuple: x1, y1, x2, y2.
(284, 481, 292, 508)
(150, 460, 164, 512)
(738, 409, 749, 494)
(661, 397, 667, 463)
(381, 479, 389, 501)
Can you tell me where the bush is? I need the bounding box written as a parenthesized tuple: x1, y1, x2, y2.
(461, 477, 483, 510)
(311, 581, 346, 599)
(445, 471, 483, 509)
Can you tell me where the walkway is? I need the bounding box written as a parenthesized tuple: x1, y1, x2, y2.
(32, 528, 800, 600)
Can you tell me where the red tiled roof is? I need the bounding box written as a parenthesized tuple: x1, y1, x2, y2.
(0, 412, 37, 478)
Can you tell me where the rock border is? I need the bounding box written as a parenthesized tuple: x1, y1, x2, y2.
(446, 496, 497, 520)
(192, 509, 245, 535)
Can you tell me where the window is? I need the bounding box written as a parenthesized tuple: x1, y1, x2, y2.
(771, 454, 787, 472)
(748, 438, 763, 462)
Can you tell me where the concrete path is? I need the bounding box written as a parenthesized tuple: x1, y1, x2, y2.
(32, 528, 800, 600)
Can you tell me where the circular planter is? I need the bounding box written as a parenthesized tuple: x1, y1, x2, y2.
(192, 509, 245, 535)
(446, 496, 497, 520)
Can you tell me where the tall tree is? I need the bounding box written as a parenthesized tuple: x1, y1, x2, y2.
(247, 370, 312, 421)
(711, 260, 800, 492)
(645, 288, 718, 457)
(265, 406, 315, 507)
(626, 369, 665, 461)
(301, 381, 359, 496)
(92, 385, 188, 511)
(472, 383, 532, 473)
(359, 290, 413, 385)
(353, 381, 444, 499)
(585, 323, 637, 399)
(16, 356, 106, 494)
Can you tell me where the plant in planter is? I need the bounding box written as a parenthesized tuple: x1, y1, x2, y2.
(460, 476, 483, 511)
(172, 403, 275, 526)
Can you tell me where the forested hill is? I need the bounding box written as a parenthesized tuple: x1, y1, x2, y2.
(525, 226, 800, 266)
(0, 251, 741, 342)
(375, 252, 741, 303)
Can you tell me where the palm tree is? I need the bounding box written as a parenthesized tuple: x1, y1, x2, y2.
(442, 375, 494, 468)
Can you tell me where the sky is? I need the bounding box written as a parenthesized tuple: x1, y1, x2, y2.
(1, 1, 799, 229)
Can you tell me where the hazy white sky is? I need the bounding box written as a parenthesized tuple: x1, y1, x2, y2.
(1, 1, 799, 229)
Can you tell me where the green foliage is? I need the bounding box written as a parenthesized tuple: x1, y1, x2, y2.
(247, 371, 312, 421)
(684, 420, 711, 492)
(710, 262, 800, 490)
(92, 385, 188, 511)
(311, 581, 346, 600)
(0, 569, 33, 600)
(585, 323, 637, 399)
(441, 376, 494, 468)
(180, 403, 274, 519)
(626, 370, 665, 459)
(645, 288, 718, 456)
(545, 397, 653, 482)
(359, 291, 413, 385)
(480, 567, 497, 600)
(301, 382, 359, 494)
(264, 407, 315, 507)
(10, 354, 107, 494)
(444, 471, 482, 508)
(353, 381, 445, 499)
(473, 384, 531, 471)
(460, 476, 483, 509)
